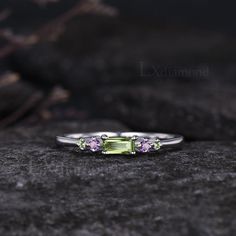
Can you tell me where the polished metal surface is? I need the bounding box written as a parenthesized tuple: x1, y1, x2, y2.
(56, 132, 183, 147)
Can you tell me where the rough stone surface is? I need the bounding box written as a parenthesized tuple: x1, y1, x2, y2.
(93, 83, 236, 140)
(9, 17, 236, 140)
(0, 121, 235, 236)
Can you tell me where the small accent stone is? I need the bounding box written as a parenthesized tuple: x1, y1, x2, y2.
(153, 139, 161, 150)
(135, 138, 152, 153)
(77, 138, 86, 150)
(86, 137, 102, 152)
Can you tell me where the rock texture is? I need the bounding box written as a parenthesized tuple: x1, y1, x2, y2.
(9, 17, 236, 140)
(93, 83, 236, 140)
(1, 1, 236, 235)
(0, 122, 235, 236)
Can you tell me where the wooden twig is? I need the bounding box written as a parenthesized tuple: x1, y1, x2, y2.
(0, 72, 19, 88)
(0, 0, 118, 59)
(0, 92, 43, 128)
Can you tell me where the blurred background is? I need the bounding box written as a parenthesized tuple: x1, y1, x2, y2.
(0, 0, 236, 141)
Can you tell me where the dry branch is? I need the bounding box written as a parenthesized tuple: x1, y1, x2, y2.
(0, 0, 118, 59)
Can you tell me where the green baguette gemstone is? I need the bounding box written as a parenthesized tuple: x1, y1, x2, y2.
(103, 137, 135, 155)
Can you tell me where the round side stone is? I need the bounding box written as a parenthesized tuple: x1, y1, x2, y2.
(86, 137, 102, 152)
(77, 138, 86, 150)
(135, 138, 152, 153)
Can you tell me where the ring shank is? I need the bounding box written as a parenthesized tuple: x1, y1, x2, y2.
(56, 132, 183, 147)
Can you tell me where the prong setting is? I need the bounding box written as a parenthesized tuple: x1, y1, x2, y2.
(131, 135, 138, 141)
(101, 134, 108, 140)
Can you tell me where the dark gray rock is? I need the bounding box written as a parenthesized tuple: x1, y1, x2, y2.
(11, 20, 236, 90)
(93, 83, 236, 140)
(0, 122, 235, 236)
(9, 17, 236, 140)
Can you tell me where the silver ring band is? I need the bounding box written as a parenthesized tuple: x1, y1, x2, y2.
(56, 132, 183, 155)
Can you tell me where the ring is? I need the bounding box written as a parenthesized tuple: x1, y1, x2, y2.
(56, 132, 183, 155)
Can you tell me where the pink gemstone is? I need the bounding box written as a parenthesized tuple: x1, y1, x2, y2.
(141, 142, 152, 152)
(87, 137, 101, 152)
(136, 138, 152, 153)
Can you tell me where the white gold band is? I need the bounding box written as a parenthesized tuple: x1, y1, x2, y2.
(56, 132, 183, 155)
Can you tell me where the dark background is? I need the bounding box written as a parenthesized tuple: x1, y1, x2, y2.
(0, 0, 236, 140)
(0, 1, 236, 235)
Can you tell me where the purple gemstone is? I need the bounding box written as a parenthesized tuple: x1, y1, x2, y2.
(136, 138, 152, 153)
(140, 142, 152, 152)
(87, 137, 101, 152)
